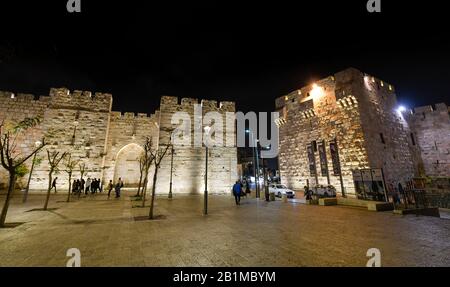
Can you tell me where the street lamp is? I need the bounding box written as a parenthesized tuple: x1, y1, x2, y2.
(23, 140, 42, 203)
(203, 126, 211, 215)
(261, 144, 271, 201)
(245, 129, 260, 198)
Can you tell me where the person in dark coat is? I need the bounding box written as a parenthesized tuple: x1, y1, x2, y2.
(107, 180, 114, 197)
(232, 181, 242, 205)
(52, 177, 58, 193)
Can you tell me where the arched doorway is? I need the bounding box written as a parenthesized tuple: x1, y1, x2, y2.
(114, 143, 144, 187)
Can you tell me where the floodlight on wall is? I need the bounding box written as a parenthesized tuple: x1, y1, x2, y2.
(397, 106, 406, 113)
(310, 83, 323, 99)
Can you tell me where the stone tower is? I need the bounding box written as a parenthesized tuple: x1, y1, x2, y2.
(275, 68, 420, 197)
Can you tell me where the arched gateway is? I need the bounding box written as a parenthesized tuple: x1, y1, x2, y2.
(113, 143, 144, 187)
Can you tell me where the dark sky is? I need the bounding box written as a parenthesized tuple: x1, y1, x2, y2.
(0, 0, 449, 114)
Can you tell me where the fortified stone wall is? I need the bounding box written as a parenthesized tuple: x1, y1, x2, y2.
(408, 103, 450, 177)
(156, 96, 237, 194)
(0, 87, 237, 194)
(102, 111, 160, 187)
(30, 88, 113, 190)
(0, 92, 49, 189)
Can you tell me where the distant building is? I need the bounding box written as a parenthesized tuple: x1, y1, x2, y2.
(275, 67, 449, 199)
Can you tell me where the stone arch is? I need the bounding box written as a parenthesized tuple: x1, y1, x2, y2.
(113, 143, 144, 187)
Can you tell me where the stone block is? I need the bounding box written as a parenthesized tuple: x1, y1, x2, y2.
(319, 198, 337, 206)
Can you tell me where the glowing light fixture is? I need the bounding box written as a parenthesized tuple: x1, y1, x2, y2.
(310, 83, 323, 98)
(397, 106, 406, 113)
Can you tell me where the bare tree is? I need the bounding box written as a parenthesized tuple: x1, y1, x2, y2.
(148, 142, 171, 219)
(136, 155, 145, 197)
(141, 138, 155, 207)
(43, 150, 67, 210)
(77, 162, 86, 198)
(79, 162, 86, 180)
(0, 118, 46, 227)
(64, 153, 79, 202)
(22, 154, 42, 203)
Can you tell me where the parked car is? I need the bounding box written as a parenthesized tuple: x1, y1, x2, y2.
(268, 184, 295, 198)
(313, 185, 336, 198)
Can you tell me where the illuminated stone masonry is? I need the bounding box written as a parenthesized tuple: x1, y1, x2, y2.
(275, 67, 449, 198)
(0, 88, 237, 194)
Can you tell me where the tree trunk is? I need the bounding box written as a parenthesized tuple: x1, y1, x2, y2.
(136, 172, 143, 197)
(149, 166, 158, 219)
(44, 172, 53, 210)
(141, 176, 148, 207)
(0, 172, 16, 227)
(66, 173, 72, 203)
(23, 154, 36, 203)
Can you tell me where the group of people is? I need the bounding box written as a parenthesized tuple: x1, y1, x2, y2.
(71, 178, 102, 195)
(70, 177, 124, 198)
(106, 178, 124, 198)
(232, 180, 251, 205)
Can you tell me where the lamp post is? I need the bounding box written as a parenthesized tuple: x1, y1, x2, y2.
(23, 140, 42, 203)
(203, 126, 211, 215)
(261, 145, 270, 201)
(245, 129, 260, 198)
(168, 139, 174, 199)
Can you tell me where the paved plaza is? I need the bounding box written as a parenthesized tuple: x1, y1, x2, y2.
(0, 190, 449, 267)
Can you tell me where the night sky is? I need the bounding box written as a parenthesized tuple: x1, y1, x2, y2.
(0, 1, 449, 114)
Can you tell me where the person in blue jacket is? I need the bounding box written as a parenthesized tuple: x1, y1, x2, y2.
(232, 181, 242, 205)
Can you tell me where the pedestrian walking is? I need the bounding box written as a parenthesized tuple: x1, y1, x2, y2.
(245, 181, 251, 195)
(107, 180, 113, 197)
(52, 177, 58, 193)
(115, 181, 121, 198)
(91, 178, 98, 194)
(72, 179, 77, 193)
(85, 177, 91, 195)
(232, 181, 242, 205)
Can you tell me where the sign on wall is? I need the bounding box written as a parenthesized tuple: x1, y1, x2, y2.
(352, 168, 386, 201)
(307, 144, 316, 176)
(318, 140, 328, 177)
(329, 141, 341, 176)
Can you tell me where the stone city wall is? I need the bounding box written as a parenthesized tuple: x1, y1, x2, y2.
(0, 87, 237, 194)
(0, 92, 49, 189)
(102, 111, 160, 187)
(156, 96, 237, 194)
(407, 103, 450, 177)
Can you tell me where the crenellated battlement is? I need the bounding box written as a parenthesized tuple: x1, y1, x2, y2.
(48, 87, 113, 112)
(160, 95, 235, 112)
(0, 91, 51, 103)
(412, 103, 448, 115)
(110, 111, 157, 120)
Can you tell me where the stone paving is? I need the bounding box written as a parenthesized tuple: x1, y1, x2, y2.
(0, 190, 449, 267)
